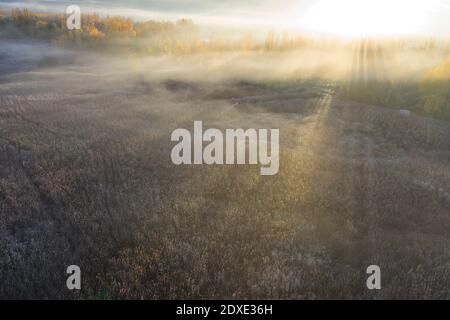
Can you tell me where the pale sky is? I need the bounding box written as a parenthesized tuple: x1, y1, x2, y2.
(1, 0, 449, 37)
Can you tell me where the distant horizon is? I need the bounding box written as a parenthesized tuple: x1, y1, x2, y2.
(1, 0, 449, 38)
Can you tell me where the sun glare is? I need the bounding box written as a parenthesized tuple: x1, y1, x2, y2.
(304, 0, 436, 37)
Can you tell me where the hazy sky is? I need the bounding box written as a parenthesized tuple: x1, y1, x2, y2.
(1, 0, 449, 37)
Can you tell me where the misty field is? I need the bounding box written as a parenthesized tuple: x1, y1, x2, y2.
(0, 10, 450, 299)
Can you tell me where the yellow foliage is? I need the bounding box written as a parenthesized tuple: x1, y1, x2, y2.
(241, 35, 254, 52)
(419, 60, 450, 117)
(84, 14, 100, 26)
(420, 60, 450, 94)
(104, 17, 135, 35)
(422, 60, 450, 81)
(87, 26, 105, 39)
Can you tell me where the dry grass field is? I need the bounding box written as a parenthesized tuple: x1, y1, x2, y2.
(0, 39, 449, 299)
